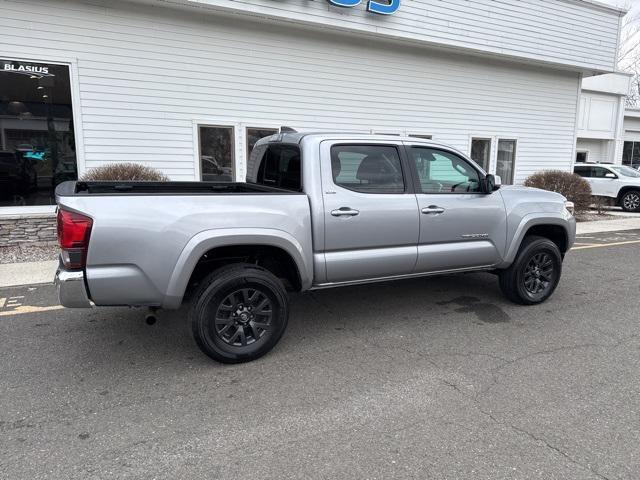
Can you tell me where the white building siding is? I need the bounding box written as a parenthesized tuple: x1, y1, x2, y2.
(1, 0, 580, 183)
(183, 0, 623, 72)
(624, 117, 640, 142)
(576, 138, 610, 163)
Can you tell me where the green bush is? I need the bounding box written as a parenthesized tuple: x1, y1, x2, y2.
(80, 163, 169, 182)
(523, 170, 592, 213)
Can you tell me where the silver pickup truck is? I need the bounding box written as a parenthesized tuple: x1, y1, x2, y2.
(55, 132, 576, 363)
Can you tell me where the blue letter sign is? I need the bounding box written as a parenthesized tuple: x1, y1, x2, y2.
(327, 0, 400, 15)
(367, 0, 399, 15)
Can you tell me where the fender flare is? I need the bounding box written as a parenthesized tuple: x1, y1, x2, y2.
(162, 228, 313, 309)
(500, 213, 573, 267)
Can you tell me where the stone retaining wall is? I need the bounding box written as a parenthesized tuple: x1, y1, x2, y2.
(0, 214, 57, 247)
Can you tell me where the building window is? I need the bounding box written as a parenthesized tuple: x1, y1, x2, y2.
(576, 151, 588, 163)
(198, 125, 234, 181)
(496, 139, 517, 185)
(0, 60, 77, 207)
(246, 127, 278, 161)
(622, 141, 640, 169)
(470, 138, 491, 171)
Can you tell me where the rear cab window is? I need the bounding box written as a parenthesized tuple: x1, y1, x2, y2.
(246, 143, 302, 192)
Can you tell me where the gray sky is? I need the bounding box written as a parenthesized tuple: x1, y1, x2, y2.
(599, 0, 640, 11)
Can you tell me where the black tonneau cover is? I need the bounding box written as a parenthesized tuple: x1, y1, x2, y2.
(55, 181, 302, 196)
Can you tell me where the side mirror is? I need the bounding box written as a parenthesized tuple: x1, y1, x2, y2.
(605, 172, 616, 179)
(484, 174, 501, 193)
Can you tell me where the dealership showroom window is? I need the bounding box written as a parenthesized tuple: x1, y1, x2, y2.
(1, 60, 78, 207)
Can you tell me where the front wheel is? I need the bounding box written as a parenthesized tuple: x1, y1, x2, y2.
(620, 190, 640, 212)
(189, 264, 289, 363)
(498, 236, 562, 305)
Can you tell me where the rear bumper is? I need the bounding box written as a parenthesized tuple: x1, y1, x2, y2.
(55, 262, 92, 308)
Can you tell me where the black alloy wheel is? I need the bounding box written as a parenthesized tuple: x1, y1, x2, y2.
(522, 252, 557, 300)
(190, 264, 289, 363)
(499, 235, 562, 305)
(214, 288, 273, 347)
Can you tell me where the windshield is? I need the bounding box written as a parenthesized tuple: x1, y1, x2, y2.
(611, 166, 640, 178)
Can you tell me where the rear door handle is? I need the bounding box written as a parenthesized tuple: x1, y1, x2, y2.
(421, 205, 445, 215)
(331, 207, 360, 217)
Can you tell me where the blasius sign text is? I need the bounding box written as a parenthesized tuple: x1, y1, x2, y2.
(328, 0, 400, 15)
(2, 62, 55, 78)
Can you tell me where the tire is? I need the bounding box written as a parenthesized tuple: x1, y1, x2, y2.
(189, 263, 289, 363)
(498, 236, 562, 305)
(620, 190, 640, 212)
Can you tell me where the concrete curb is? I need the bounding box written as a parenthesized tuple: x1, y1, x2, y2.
(576, 217, 640, 235)
(0, 260, 58, 288)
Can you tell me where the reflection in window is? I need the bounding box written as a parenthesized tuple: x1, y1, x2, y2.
(496, 139, 517, 185)
(411, 147, 481, 193)
(199, 125, 234, 181)
(0, 60, 77, 206)
(252, 144, 301, 191)
(622, 141, 640, 169)
(246, 127, 278, 162)
(471, 138, 491, 171)
(330, 145, 404, 194)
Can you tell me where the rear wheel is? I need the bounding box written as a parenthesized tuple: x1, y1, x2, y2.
(189, 264, 289, 363)
(620, 190, 640, 212)
(499, 236, 562, 305)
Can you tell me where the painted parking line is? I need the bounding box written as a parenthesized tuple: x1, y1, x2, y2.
(572, 239, 640, 251)
(0, 305, 64, 317)
(0, 288, 64, 317)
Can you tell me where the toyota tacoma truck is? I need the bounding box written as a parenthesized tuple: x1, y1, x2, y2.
(55, 132, 576, 363)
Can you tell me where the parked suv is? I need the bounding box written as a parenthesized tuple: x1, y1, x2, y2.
(574, 163, 640, 212)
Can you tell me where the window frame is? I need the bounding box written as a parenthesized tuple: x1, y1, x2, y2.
(0, 54, 84, 215)
(404, 144, 486, 195)
(407, 133, 433, 140)
(622, 140, 640, 168)
(328, 143, 413, 195)
(495, 138, 518, 185)
(575, 150, 589, 163)
(469, 137, 493, 172)
(196, 123, 236, 182)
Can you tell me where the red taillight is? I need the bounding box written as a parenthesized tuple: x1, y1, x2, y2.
(57, 209, 93, 269)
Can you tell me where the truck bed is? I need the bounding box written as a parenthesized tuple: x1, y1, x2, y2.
(56, 181, 300, 196)
(55, 181, 314, 309)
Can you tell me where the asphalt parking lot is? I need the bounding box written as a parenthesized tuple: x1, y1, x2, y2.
(1, 231, 639, 480)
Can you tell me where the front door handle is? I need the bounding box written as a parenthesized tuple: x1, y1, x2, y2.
(421, 205, 445, 215)
(331, 207, 360, 217)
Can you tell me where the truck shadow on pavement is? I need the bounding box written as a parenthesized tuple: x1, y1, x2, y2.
(48, 272, 516, 373)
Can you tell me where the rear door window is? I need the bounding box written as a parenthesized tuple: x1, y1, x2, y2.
(574, 166, 592, 178)
(330, 145, 405, 194)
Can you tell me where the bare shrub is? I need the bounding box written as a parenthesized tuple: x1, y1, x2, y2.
(80, 163, 169, 182)
(523, 170, 592, 213)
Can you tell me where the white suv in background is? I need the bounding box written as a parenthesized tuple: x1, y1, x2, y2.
(574, 163, 640, 212)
